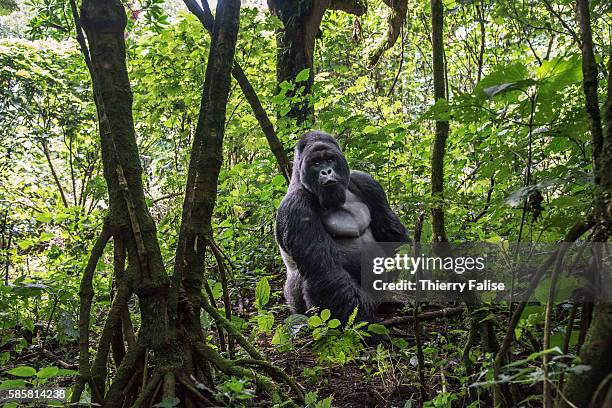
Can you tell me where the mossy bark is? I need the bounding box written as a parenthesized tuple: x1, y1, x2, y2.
(559, 2, 612, 406)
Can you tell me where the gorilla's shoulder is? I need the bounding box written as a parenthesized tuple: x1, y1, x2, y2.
(350, 170, 377, 183)
(275, 187, 318, 250)
(278, 186, 315, 212)
(276, 187, 316, 228)
(349, 170, 386, 196)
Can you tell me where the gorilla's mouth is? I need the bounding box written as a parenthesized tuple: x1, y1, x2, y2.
(322, 179, 338, 186)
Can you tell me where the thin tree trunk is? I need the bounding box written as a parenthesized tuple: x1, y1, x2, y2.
(577, 0, 603, 176)
(79, 0, 171, 364)
(171, 0, 242, 371)
(42, 140, 69, 208)
(430, 0, 448, 242)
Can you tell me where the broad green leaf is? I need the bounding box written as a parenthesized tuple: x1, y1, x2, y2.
(308, 315, 323, 328)
(7, 366, 36, 377)
(255, 277, 270, 308)
(327, 319, 341, 329)
(0, 379, 26, 389)
(256, 312, 274, 334)
(271, 326, 290, 347)
(367, 323, 389, 335)
(36, 366, 59, 379)
(483, 79, 535, 98)
(294, 68, 310, 82)
(34, 212, 53, 223)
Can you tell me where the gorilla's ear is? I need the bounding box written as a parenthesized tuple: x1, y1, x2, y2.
(295, 137, 309, 155)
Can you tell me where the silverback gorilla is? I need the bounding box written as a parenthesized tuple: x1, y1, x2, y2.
(275, 131, 409, 323)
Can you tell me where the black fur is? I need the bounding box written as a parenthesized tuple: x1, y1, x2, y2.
(275, 131, 410, 323)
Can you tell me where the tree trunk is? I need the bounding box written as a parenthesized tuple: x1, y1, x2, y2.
(267, 0, 366, 125)
(172, 0, 242, 350)
(367, 0, 408, 68)
(71, 0, 277, 406)
(267, 0, 329, 124)
(79, 3, 171, 403)
(430, 0, 448, 243)
(560, 1, 612, 406)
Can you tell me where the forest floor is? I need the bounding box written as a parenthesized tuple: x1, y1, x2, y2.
(4, 273, 508, 407)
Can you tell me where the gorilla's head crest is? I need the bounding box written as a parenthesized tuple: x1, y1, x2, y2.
(292, 131, 350, 210)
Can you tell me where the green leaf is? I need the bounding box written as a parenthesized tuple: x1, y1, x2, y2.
(271, 326, 290, 347)
(305, 391, 318, 404)
(17, 239, 34, 250)
(256, 312, 274, 334)
(36, 366, 59, 379)
(57, 368, 79, 377)
(308, 315, 323, 328)
(535, 275, 584, 303)
(39, 231, 54, 241)
(347, 307, 358, 326)
(483, 79, 535, 98)
(327, 319, 341, 329)
(0, 379, 27, 390)
(7, 366, 36, 377)
(320, 309, 331, 322)
(367, 323, 389, 335)
(271, 175, 286, 187)
(34, 212, 53, 223)
(294, 68, 310, 82)
(392, 338, 408, 349)
(255, 277, 270, 308)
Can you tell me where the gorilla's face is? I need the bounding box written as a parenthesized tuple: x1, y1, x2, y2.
(296, 132, 350, 210)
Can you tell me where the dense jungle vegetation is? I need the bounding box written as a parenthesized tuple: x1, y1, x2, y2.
(0, 0, 611, 406)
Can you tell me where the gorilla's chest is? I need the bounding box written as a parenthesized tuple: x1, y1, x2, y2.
(322, 190, 371, 240)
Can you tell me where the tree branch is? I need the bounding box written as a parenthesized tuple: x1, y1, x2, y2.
(76, 222, 112, 403)
(329, 0, 367, 16)
(368, 0, 408, 68)
(182, 0, 291, 182)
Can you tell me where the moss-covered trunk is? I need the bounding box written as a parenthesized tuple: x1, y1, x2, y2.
(268, 0, 327, 124)
(559, 1, 612, 406)
(172, 0, 242, 356)
(70, 0, 257, 406)
(78, 1, 171, 404)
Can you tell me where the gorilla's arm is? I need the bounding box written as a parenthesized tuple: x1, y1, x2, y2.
(350, 170, 410, 243)
(275, 188, 378, 322)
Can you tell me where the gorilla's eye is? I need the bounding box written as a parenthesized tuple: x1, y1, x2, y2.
(326, 159, 334, 163)
(313, 160, 320, 166)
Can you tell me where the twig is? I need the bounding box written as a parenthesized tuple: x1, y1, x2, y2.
(182, 0, 291, 182)
(130, 369, 162, 408)
(381, 306, 464, 327)
(235, 359, 305, 402)
(41, 349, 78, 369)
(411, 212, 428, 401)
(178, 374, 216, 406)
(208, 239, 234, 357)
